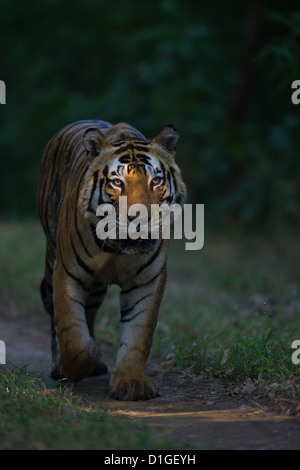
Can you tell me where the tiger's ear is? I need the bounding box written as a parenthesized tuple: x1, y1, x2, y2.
(153, 125, 180, 153)
(83, 128, 109, 159)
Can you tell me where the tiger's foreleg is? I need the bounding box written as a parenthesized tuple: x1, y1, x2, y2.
(110, 264, 167, 400)
(53, 263, 101, 382)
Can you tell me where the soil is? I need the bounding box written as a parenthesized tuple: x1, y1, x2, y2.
(1, 315, 300, 450)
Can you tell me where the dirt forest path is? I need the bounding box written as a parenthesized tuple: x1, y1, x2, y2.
(1, 316, 300, 450)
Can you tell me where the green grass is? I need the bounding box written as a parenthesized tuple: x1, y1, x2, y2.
(0, 220, 300, 448)
(152, 233, 300, 395)
(0, 366, 176, 450)
(0, 220, 46, 317)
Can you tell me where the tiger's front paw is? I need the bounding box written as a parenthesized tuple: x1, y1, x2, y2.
(110, 373, 159, 401)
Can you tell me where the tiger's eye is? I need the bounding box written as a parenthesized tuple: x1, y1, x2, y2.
(113, 179, 122, 186)
(152, 177, 161, 185)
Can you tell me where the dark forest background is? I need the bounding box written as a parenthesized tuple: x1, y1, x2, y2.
(0, 0, 300, 228)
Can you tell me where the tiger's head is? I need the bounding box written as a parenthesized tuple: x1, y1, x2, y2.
(81, 125, 186, 254)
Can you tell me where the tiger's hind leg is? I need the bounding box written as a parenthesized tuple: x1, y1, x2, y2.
(85, 283, 109, 376)
(40, 277, 62, 380)
(42, 277, 109, 380)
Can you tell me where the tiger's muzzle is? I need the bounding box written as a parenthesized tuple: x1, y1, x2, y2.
(120, 237, 156, 255)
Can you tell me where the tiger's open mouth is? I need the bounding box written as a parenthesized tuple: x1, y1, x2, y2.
(120, 238, 156, 255)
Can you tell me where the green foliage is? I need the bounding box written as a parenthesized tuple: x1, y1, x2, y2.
(0, 221, 45, 317)
(152, 235, 300, 393)
(0, 366, 176, 450)
(0, 1, 300, 226)
(162, 323, 296, 384)
(0, 222, 300, 447)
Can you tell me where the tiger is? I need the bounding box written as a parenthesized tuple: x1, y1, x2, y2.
(37, 119, 186, 401)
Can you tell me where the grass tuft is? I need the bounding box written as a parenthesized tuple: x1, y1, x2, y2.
(0, 366, 176, 450)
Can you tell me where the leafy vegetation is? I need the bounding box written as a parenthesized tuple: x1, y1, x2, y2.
(0, 1, 300, 226)
(1, 0, 300, 449)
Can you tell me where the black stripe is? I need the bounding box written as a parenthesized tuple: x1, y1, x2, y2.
(118, 155, 131, 163)
(91, 223, 104, 248)
(132, 145, 151, 153)
(160, 187, 167, 199)
(40, 120, 104, 228)
(135, 154, 152, 165)
(45, 198, 56, 250)
(175, 194, 183, 205)
(114, 145, 131, 155)
(120, 309, 146, 323)
(55, 156, 87, 223)
(98, 178, 106, 205)
(69, 148, 87, 176)
(75, 171, 93, 258)
(87, 170, 99, 213)
(70, 297, 85, 308)
(59, 252, 90, 293)
(160, 162, 166, 182)
(56, 124, 87, 174)
(121, 262, 166, 295)
(161, 195, 173, 204)
(114, 143, 150, 155)
(42, 120, 92, 206)
(103, 165, 109, 177)
(120, 293, 152, 319)
(169, 166, 177, 194)
(167, 170, 172, 190)
(70, 236, 95, 276)
(136, 240, 163, 276)
(40, 137, 60, 213)
(90, 223, 117, 253)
